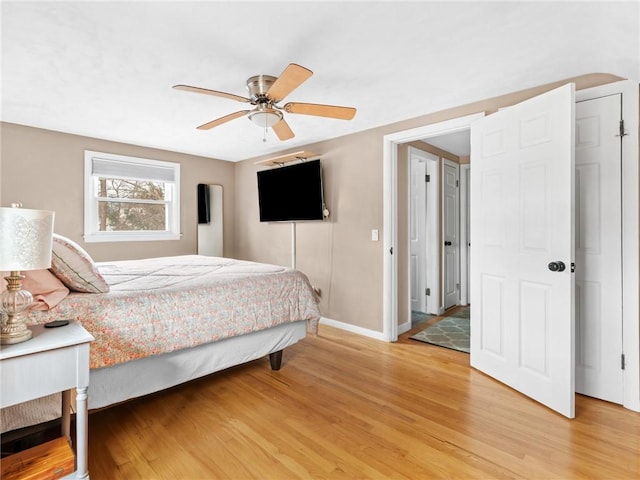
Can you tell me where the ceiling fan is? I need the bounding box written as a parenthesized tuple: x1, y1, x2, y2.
(173, 63, 357, 141)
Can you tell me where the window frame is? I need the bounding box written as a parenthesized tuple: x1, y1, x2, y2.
(84, 150, 181, 243)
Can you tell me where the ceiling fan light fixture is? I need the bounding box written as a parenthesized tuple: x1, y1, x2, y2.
(248, 108, 282, 128)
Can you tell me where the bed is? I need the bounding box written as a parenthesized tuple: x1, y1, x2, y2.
(1, 246, 321, 433)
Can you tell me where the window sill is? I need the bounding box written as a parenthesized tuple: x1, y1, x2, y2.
(83, 232, 181, 243)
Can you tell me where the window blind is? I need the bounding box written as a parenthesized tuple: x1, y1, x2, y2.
(91, 157, 176, 182)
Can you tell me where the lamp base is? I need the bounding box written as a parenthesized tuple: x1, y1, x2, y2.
(0, 322, 33, 344)
(1, 272, 35, 345)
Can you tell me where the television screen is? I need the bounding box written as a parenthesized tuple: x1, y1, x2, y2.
(257, 160, 325, 222)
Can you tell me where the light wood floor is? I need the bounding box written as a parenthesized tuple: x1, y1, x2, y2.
(88, 324, 640, 479)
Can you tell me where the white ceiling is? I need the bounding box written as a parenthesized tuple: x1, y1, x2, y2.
(422, 130, 471, 157)
(2, 1, 638, 162)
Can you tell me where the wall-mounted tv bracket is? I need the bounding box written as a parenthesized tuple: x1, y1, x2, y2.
(254, 150, 319, 167)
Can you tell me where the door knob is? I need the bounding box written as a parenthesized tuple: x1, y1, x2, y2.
(444, 241, 452, 246)
(548, 261, 566, 272)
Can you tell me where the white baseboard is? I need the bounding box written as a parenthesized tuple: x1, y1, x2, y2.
(319, 317, 389, 342)
(398, 321, 411, 335)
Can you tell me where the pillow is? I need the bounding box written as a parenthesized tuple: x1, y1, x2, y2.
(50, 234, 110, 293)
(0, 269, 69, 310)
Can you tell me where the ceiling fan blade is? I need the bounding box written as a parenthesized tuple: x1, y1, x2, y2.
(266, 64, 313, 102)
(197, 110, 250, 130)
(173, 84, 250, 103)
(284, 102, 356, 120)
(272, 118, 295, 141)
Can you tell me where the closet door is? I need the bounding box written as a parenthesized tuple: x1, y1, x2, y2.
(575, 93, 623, 403)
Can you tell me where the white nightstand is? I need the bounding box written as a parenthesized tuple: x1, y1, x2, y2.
(0, 321, 94, 479)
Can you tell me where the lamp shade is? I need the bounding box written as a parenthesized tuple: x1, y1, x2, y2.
(0, 207, 55, 271)
(249, 109, 282, 128)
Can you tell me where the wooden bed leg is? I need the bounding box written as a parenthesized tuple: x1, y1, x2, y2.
(269, 350, 283, 371)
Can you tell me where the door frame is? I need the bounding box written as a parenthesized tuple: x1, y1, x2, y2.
(382, 80, 639, 412)
(383, 112, 485, 341)
(460, 163, 471, 306)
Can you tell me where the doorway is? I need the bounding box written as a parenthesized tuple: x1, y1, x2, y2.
(386, 114, 482, 339)
(407, 135, 470, 326)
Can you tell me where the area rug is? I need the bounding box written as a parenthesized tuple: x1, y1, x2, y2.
(410, 307, 470, 353)
(411, 310, 436, 327)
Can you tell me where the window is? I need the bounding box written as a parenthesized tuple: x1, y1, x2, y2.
(84, 151, 180, 242)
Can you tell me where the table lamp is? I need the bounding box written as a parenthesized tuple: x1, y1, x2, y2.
(0, 205, 55, 344)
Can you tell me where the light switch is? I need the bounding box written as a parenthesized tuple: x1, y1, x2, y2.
(371, 229, 379, 241)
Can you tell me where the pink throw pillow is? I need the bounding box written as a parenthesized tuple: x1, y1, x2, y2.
(0, 269, 69, 310)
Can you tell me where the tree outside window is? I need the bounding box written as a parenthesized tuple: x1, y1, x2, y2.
(97, 178, 167, 232)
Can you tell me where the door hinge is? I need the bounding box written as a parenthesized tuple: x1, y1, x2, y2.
(456, 179, 459, 187)
(426, 288, 431, 296)
(456, 283, 460, 290)
(425, 174, 431, 183)
(621, 353, 626, 370)
(571, 262, 575, 273)
(617, 120, 628, 138)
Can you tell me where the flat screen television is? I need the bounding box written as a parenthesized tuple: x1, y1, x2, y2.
(257, 159, 325, 222)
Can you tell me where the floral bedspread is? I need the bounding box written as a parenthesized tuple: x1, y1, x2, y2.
(24, 255, 320, 369)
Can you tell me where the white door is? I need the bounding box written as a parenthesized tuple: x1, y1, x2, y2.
(410, 154, 427, 313)
(575, 94, 623, 403)
(470, 84, 576, 418)
(442, 159, 460, 310)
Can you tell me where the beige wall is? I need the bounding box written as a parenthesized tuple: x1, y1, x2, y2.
(234, 73, 625, 333)
(0, 122, 236, 261)
(412, 141, 460, 163)
(235, 130, 385, 330)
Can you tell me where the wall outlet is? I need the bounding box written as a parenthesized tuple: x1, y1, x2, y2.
(371, 229, 379, 241)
